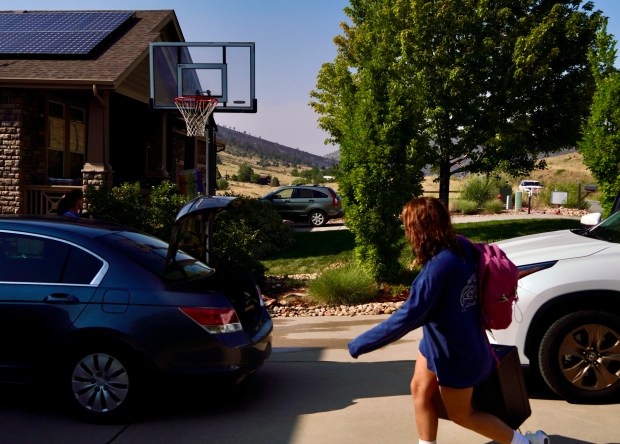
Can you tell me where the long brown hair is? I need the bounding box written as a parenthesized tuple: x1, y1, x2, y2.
(402, 197, 459, 265)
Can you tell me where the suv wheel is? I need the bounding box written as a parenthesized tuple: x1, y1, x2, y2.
(309, 210, 327, 227)
(538, 311, 620, 402)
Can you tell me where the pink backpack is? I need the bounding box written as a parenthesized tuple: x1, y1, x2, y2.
(460, 236, 520, 330)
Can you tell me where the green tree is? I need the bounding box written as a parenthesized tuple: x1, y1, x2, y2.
(236, 163, 255, 183)
(311, 0, 425, 281)
(310, 0, 602, 281)
(579, 20, 620, 217)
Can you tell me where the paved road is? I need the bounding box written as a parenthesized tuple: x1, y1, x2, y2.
(2, 316, 619, 444)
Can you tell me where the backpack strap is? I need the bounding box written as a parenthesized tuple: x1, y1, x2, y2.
(457, 236, 501, 365)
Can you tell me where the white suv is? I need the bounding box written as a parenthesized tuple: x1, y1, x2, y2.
(492, 211, 620, 403)
(518, 180, 543, 195)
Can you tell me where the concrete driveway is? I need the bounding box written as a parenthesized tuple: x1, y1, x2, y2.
(1, 315, 619, 443)
(261, 316, 620, 444)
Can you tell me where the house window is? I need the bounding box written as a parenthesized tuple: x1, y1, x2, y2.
(47, 101, 86, 180)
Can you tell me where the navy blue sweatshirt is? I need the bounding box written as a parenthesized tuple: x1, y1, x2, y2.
(348, 239, 494, 388)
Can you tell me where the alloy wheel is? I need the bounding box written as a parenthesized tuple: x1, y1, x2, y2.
(71, 352, 129, 413)
(557, 323, 620, 391)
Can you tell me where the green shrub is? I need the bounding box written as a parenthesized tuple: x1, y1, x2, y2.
(212, 197, 295, 282)
(454, 199, 479, 214)
(86, 182, 150, 231)
(460, 175, 496, 207)
(236, 163, 255, 182)
(307, 265, 377, 305)
(86, 181, 190, 240)
(216, 179, 229, 191)
(483, 199, 504, 214)
(148, 181, 191, 240)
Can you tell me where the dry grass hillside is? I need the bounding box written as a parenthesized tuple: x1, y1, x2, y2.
(423, 151, 596, 195)
(216, 151, 338, 198)
(217, 150, 594, 198)
(522, 151, 595, 186)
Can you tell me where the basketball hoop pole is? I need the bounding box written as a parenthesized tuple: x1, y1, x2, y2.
(206, 113, 217, 196)
(174, 95, 219, 266)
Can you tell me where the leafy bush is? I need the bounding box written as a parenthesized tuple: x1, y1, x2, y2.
(454, 199, 479, 214)
(460, 175, 496, 207)
(86, 181, 190, 240)
(307, 265, 377, 305)
(212, 197, 295, 282)
(236, 163, 255, 182)
(483, 199, 505, 214)
(147, 181, 191, 240)
(216, 179, 229, 191)
(86, 182, 150, 231)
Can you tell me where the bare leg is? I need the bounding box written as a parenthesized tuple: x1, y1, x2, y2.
(410, 352, 439, 442)
(439, 385, 515, 444)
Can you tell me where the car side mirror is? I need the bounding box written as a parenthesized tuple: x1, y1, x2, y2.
(580, 213, 601, 227)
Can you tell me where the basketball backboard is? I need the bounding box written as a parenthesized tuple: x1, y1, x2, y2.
(149, 42, 256, 113)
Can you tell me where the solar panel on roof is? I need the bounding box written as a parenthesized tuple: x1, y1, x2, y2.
(0, 11, 135, 56)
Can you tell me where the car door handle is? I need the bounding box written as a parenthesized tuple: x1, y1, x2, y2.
(44, 293, 79, 304)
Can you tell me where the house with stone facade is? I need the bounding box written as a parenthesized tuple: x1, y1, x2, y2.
(0, 10, 207, 215)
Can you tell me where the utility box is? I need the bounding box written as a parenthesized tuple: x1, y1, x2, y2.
(551, 191, 568, 205)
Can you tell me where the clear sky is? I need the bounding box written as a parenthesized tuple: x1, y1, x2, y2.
(6, 1, 620, 156)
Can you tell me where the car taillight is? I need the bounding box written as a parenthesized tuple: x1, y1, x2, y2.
(179, 307, 243, 334)
(328, 188, 340, 208)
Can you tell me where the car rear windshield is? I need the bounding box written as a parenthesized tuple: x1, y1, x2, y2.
(101, 231, 214, 283)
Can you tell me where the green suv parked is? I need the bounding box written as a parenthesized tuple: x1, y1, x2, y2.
(261, 185, 344, 227)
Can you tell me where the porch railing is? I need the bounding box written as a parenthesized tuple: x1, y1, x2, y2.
(23, 185, 81, 215)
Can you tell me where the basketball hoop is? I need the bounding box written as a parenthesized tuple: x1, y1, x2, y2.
(174, 96, 218, 137)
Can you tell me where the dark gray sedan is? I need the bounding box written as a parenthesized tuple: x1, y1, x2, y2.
(0, 196, 272, 421)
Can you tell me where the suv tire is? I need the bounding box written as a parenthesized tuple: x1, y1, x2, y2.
(309, 210, 327, 227)
(538, 310, 620, 403)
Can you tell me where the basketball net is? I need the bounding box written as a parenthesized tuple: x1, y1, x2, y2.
(174, 96, 218, 137)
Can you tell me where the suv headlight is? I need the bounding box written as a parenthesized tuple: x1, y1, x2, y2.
(518, 260, 558, 279)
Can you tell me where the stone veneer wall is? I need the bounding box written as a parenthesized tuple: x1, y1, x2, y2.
(82, 164, 110, 190)
(0, 89, 46, 214)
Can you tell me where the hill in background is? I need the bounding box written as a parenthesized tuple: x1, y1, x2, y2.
(216, 125, 336, 169)
(213, 125, 595, 199)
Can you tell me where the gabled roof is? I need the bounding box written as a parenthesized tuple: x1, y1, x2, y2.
(0, 10, 183, 90)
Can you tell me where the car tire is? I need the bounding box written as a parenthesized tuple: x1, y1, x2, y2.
(66, 347, 142, 422)
(538, 311, 620, 403)
(308, 210, 327, 227)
